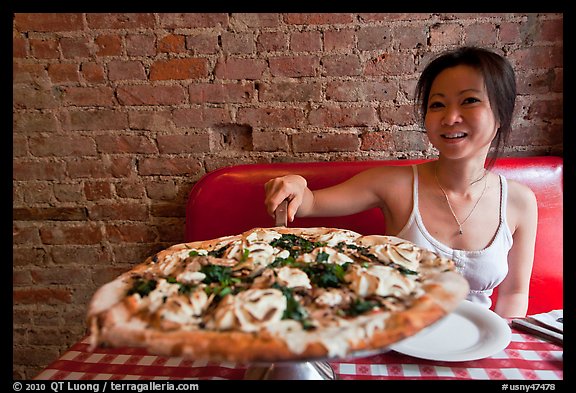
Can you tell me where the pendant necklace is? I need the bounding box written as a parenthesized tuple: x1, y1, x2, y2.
(434, 164, 488, 236)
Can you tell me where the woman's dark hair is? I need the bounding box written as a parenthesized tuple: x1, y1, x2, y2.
(414, 46, 517, 169)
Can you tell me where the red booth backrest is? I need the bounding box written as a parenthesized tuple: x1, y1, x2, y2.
(185, 156, 563, 315)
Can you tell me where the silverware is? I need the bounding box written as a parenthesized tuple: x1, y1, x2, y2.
(275, 199, 288, 227)
(511, 318, 563, 346)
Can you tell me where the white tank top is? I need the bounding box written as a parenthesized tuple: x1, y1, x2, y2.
(397, 165, 513, 309)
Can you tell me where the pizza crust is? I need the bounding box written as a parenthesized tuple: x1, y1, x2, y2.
(87, 227, 469, 362)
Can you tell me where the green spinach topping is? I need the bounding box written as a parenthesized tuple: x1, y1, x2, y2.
(127, 278, 157, 297)
(272, 283, 314, 330)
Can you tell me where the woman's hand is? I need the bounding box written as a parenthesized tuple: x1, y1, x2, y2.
(264, 175, 309, 222)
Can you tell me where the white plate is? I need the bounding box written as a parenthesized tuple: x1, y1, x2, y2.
(390, 300, 511, 362)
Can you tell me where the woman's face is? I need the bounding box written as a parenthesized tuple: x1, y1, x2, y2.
(424, 65, 500, 160)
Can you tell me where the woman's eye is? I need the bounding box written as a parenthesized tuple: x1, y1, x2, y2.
(462, 97, 480, 104)
(428, 101, 444, 109)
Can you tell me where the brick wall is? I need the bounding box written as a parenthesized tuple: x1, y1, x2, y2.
(12, 12, 563, 379)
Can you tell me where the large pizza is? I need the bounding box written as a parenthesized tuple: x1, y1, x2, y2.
(87, 227, 469, 362)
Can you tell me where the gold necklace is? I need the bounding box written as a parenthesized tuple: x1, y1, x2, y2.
(434, 164, 488, 236)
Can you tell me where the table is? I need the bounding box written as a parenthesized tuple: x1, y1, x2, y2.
(34, 326, 562, 381)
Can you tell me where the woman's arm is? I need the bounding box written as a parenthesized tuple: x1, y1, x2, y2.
(264, 167, 395, 222)
(494, 181, 538, 318)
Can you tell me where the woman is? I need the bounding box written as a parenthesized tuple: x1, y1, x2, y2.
(264, 46, 537, 318)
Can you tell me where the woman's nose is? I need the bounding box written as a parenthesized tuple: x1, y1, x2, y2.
(441, 105, 463, 126)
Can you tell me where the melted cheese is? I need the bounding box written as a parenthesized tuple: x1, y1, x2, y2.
(158, 289, 208, 325)
(210, 288, 287, 333)
(297, 246, 353, 265)
(277, 266, 311, 289)
(345, 265, 415, 297)
(370, 243, 420, 272)
(265, 312, 390, 358)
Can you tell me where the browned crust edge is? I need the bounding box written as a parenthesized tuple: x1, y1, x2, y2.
(88, 266, 468, 362)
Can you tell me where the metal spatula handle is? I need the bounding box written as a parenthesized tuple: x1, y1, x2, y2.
(275, 199, 288, 227)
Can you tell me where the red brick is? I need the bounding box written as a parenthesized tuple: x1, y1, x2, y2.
(290, 31, 322, 52)
(309, 106, 378, 127)
(60, 36, 91, 58)
(63, 86, 116, 107)
(145, 180, 177, 200)
(117, 85, 187, 105)
(157, 134, 211, 153)
(13, 288, 73, 304)
(13, 111, 59, 133)
(84, 181, 113, 200)
(357, 26, 392, 51)
(105, 223, 157, 243)
(66, 157, 133, 179)
(115, 181, 146, 199)
(13, 160, 66, 180)
(138, 157, 203, 176)
(510, 46, 563, 70)
(13, 207, 88, 221)
(465, 23, 498, 46)
(80, 62, 106, 83)
(65, 109, 128, 131)
(39, 223, 103, 245)
(292, 132, 361, 153)
(232, 13, 280, 27)
(31, 267, 91, 285)
(107, 60, 147, 80)
(185, 34, 220, 54)
(126, 34, 156, 56)
(30, 39, 60, 59)
(259, 81, 321, 102)
(20, 181, 53, 203)
(222, 32, 256, 54)
(13, 247, 49, 267)
(13, 35, 28, 58)
(430, 23, 464, 46)
(89, 202, 149, 221)
(322, 54, 362, 77)
(53, 183, 84, 203)
(13, 136, 27, 157)
(269, 55, 319, 77)
(172, 107, 232, 127)
(95, 34, 123, 56)
(13, 223, 41, 245)
(47, 63, 80, 83)
(150, 58, 209, 80)
(158, 34, 186, 53)
(364, 52, 417, 77)
(284, 13, 354, 25)
(128, 110, 175, 131)
(95, 135, 157, 154)
(13, 63, 47, 83)
(391, 25, 427, 49)
(379, 104, 416, 126)
(360, 130, 395, 151)
(151, 202, 186, 218)
(237, 107, 304, 128)
(324, 29, 355, 51)
(326, 80, 396, 102)
(257, 32, 288, 52)
(214, 57, 267, 80)
(14, 13, 84, 32)
(13, 86, 59, 109)
(87, 13, 155, 29)
(499, 22, 522, 44)
(158, 13, 229, 29)
(189, 82, 255, 104)
(51, 245, 113, 265)
(252, 130, 289, 152)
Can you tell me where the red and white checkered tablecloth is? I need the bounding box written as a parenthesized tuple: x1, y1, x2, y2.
(34, 330, 562, 381)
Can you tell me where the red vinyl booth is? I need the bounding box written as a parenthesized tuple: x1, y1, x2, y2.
(185, 156, 563, 316)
